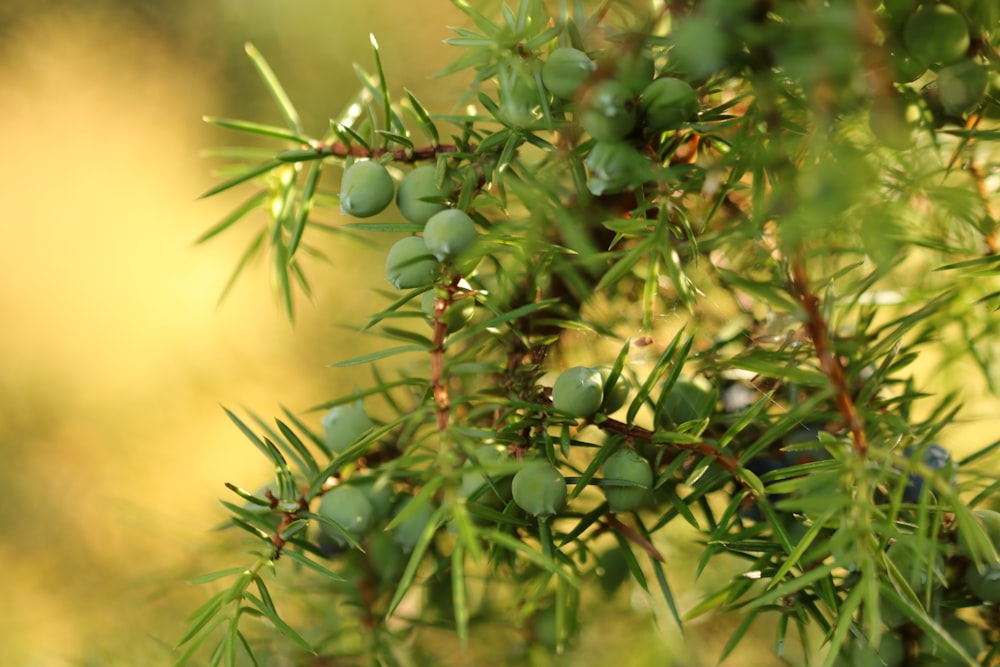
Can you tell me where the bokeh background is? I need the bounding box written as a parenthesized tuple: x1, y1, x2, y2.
(2, 2, 999, 666)
(0, 2, 467, 664)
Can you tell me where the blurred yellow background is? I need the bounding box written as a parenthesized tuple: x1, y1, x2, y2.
(0, 3, 464, 664)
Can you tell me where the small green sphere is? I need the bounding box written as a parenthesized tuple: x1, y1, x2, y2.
(580, 80, 637, 142)
(612, 48, 655, 96)
(542, 47, 595, 99)
(967, 562, 1000, 602)
(422, 209, 478, 262)
(596, 366, 632, 413)
(512, 461, 567, 517)
(367, 531, 406, 583)
(657, 378, 717, 428)
(321, 401, 373, 454)
(957, 508, 1000, 558)
(903, 4, 970, 67)
(385, 236, 438, 289)
(391, 496, 436, 552)
(396, 165, 450, 224)
(459, 445, 512, 506)
(639, 77, 699, 133)
(318, 484, 375, 542)
(339, 160, 395, 218)
(937, 61, 989, 115)
(851, 633, 905, 667)
(584, 140, 650, 195)
(551, 366, 604, 418)
(602, 448, 652, 513)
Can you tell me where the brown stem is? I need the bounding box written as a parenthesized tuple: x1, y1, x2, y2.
(430, 277, 462, 432)
(788, 256, 868, 455)
(300, 141, 468, 163)
(596, 416, 743, 476)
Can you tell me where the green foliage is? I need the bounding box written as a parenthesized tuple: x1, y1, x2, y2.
(180, 1, 1000, 665)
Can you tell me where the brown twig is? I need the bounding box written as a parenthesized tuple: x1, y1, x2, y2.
(267, 489, 311, 560)
(430, 277, 463, 432)
(788, 256, 868, 455)
(596, 415, 743, 477)
(296, 141, 468, 163)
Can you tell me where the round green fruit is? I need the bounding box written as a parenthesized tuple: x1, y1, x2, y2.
(392, 496, 436, 552)
(385, 236, 438, 289)
(937, 61, 988, 115)
(512, 461, 567, 517)
(579, 80, 637, 141)
(917, 618, 984, 664)
(966, 561, 1000, 602)
(396, 165, 450, 224)
(611, 48, 655, 96)
(318, 484, 375, 542)
(421, 290, 474, 333)
(850, 633, 905, 667)
(890, 48, 926, 84)
(542, 47, 595, 99)
(584, 140, 649, 196)
(321, 401, 373, 454)
(357, 477, 394, 523)
(602, 448, 652, 513)
(903, 4, 970, 67)
(596, 366, 632, 413)
(367, 531, 406, 583)
(551, 366, 604, 418)
(339, 160, 394, 218)
(657, 378, 717, 428)
(957, 508, 1000, 558)
(459, 445, 512, 506)
(422, 209, 478, 263)
(882, 0, 918, 26)
(639, 77, 699, 133)
(498, 70, 540, 128)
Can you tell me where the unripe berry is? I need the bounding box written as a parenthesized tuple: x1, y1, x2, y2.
(392, 496, 436, 552)
(385, 236, 438, 289)
(318, 484, 375, 542)
(957, 508, 1000, 558)
(602, 448, 652, 513)
(367, 531, 406, 584)
(584, 141, 649, 195)
(551, 366, 604, 418)
(657, 378, 717, 428)
(321, 401, 373, 454)
(937, 61, 988, 115)
(357, 478, 394, 523)
(961, 508, 1000, 603)
(541, 47, 595, 99)
(903, 4, 970, 67)
(916, 618, 984, 664)
(396, 165, 450, 224)
(512, 461, 567, 517)
(844, 633, 905, 667)
(611, 48, 655, 96)
(422, 209, 478, 262)
(580, 80, 636, 142)
(339, 160, 394, 218)
(639, 77, 698, 133)
(596, 366, 631, 413)
(459, 445, 512, 506)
